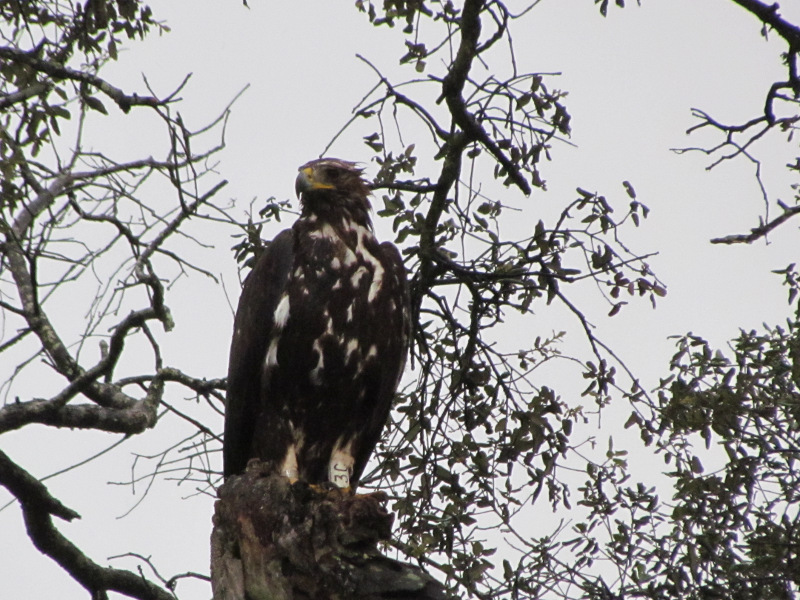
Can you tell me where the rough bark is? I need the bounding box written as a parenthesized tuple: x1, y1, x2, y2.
(211, 461, 449, 600)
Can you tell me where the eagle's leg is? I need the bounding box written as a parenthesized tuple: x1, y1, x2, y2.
(328, 447, 354, 489)
(279, 444, 299, 482)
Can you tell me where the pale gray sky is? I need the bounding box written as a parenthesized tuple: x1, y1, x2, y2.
(1, 1, 796, 598)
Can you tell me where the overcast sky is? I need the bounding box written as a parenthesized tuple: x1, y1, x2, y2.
(2, 1, 797, 598)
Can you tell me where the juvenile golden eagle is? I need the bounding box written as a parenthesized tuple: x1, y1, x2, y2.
(224, 158, 409, 489)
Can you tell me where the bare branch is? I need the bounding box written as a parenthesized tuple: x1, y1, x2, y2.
(730, 0, 800, 49)
(0, 449, 80, 521)
(134, 180, 228, 272)
(21, 502, 174, 600)
(0, 393, 159, 435)
(438, 0, 532, 195)
(711, 203, 800, 244)
(0, 402, 172, 600)
(0, 81, 52, 108)
(371, 180, 438, 194)
(0, 46, 165, 113)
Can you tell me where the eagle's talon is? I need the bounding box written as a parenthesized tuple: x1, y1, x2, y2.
(308, 481, 352, 495)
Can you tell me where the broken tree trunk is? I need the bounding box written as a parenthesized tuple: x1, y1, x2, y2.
(211, 460, 449, 600)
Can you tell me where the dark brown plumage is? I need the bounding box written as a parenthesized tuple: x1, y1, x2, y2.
(224, 158, 409, 489)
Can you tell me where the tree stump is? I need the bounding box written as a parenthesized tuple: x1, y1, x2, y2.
(211, 460, 448, 600)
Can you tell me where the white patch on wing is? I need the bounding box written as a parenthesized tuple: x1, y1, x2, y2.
(366, 344, 378, 360)
(342, 249, 358, 267)
(351, 266, 370, 288)
(331, 257, 341, 270)
(323, 309, 334, 334)
(367, 256, 385, 301)
(273, 294, 291, 329)
(345, 338, 359, 361)
(265, 337, 280, 368)
(346, 304, 354, 323)
(309, 222, 338, 241)
(310, 339, 325, 384)
(355, 229, 386, 302)
(341, 223, 373, 266)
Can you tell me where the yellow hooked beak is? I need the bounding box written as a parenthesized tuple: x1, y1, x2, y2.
(295, 166, 335, 197)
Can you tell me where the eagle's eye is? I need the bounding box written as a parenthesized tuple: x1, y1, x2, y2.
(325, 168, 340, 181)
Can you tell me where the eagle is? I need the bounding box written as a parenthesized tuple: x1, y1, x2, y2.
(223, 158, 409, 490)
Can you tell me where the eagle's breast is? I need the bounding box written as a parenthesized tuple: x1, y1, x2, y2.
(262, 216, 399, 407)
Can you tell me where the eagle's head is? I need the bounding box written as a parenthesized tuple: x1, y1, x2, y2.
(295, 158, 372, 226)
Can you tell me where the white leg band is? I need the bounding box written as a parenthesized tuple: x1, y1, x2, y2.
(328, 462, 352, 488)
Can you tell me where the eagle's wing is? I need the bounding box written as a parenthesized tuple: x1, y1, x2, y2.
(223, 228, 295, 478)
(350, 239, 410, 485)
(376, 240, 411, 391)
